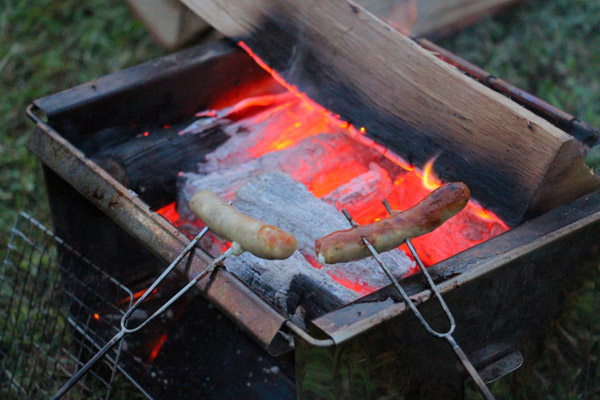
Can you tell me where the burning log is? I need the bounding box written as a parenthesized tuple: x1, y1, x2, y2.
(91, 119, 229, 209)
(176, 132, 383, 217)
(173, 88, 509, 271)
(180, 0, 599, 226)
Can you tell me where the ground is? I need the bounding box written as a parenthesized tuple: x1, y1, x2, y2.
(0, 0, 599, 398)
(0, 0, 163, 250)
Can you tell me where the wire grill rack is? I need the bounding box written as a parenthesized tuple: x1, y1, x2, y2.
(0, 212, 134, 400)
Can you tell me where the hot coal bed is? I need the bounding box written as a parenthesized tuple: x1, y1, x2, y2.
(27, 39, 600, 399)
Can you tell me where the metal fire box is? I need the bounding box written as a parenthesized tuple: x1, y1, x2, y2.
(26, 39, 600, 399)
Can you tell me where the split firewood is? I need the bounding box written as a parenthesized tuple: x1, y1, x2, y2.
(181, 0, 599, 226)
(181, 172, 415, 325)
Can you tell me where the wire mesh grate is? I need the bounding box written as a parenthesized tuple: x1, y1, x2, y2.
(0, 212, 134, 400)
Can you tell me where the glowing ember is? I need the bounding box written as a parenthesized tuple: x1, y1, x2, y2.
(116, 288, 159, 306)
(235, 40, 508, 274)
(149, 334, 168, 363)
(158, 41, 510, 294)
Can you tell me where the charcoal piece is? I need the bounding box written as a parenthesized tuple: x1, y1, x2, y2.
(223, 250, 353, 327)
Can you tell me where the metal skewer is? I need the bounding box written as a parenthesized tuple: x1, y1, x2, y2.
(51, 226, 233, 400)
(341, 199, 496, 400)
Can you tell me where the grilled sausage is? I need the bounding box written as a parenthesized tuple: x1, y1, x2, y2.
(315, 182, 470, 264)
(190, 190, 298, 260)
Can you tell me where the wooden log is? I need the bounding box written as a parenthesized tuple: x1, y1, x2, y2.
(179, 0, 599, 226)
(91, 119, 229, 209)
(128, 0, 211, 49)
(187, 172, 412, 324)
(357, 0, 523, 37)
(224, 172, 364, 326)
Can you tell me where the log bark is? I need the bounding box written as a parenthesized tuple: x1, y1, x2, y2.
(91, 119, 229, 209)
(179, 0, 599, 226)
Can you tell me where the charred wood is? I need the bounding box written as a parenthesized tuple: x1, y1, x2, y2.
(181, 0, 599, 226)
(91, 119, 229, 209)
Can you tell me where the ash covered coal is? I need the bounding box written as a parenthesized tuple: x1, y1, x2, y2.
(177, 132, 381, 219)
(232, 172, 413, 289)
(167, 90, 508, 315)
(179, 172, 413, 325)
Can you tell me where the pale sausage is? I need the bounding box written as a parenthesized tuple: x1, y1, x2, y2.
(190, 190, 298, 260)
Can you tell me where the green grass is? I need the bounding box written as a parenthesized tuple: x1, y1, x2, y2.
(440, 0, 600, 129)
(0, 0, 163, 251)
(1, 0, 599, 398)
(0, 6, 161, 394)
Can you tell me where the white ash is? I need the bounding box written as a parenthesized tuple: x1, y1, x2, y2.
(177, 132, 382, 220)
(228, 172, 412, 296)
(324, 162, 394, 208)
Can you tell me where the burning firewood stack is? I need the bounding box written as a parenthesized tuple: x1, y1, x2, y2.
(168, 87, 509, 326)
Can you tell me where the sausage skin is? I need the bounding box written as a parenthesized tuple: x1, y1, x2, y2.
(189, 190, 297, 260)
(315, 182, 470, 264)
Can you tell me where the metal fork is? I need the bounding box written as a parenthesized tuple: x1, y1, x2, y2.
(50, 226, 234, 400)
(341, 199, 496, 400)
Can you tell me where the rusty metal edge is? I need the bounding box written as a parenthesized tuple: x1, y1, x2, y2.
(313, 197, 600, 345)
(26, 112, 291, 352)
(415, 38, 600, 149)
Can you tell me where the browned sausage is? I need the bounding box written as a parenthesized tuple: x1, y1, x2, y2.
(190, 190, 298, 260)
(315, 182, 470, 264)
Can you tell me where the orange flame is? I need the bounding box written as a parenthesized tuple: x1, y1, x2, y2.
(420, 157, 442, 190)
(237, 41, 508, 230)
(117, 288, 159, 306)
(156, 42, 510, 295)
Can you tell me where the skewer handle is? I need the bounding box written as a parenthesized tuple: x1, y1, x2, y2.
(446, 336, 496, 400)
(50, 330, 125, 400)
(51, 227, 225, 399)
